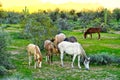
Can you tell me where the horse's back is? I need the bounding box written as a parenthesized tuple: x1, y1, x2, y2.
(58, 41, 81, 55)
(44, 40, 52, 49)
(27, 44, 40, 55)
(55, 33, 66, 43)
(87, 27, 101, 33)
(64, 36, 77, 42)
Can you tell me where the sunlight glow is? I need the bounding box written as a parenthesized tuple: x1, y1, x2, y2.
(1, 0, 120, 12)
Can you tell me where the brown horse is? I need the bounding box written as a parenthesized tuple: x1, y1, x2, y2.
(27, 44, 42, 69)
(44, 40, 59, 64)
(84, 27, 102, 39)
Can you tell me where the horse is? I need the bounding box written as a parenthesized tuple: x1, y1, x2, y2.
(27, 44, 42, 69)
(84, 27, 102, 39)
(44, 40, 59, 64)
(58, 41, 90, 70)
(64, 36, 77, 42)
(51, 33, 66, 48)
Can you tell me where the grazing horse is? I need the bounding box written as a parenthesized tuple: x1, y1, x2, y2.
(84, 27, 102, 39)
(58, 41, 90, 70)
(44, 40, 59, 64)
(27, 44, 42, 68)
(64, 36, 77, 42)
(52, 33, 66, 48)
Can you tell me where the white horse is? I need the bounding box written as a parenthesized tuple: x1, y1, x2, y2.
(58, 41, 90, 70)
(27, 44, 42, 69)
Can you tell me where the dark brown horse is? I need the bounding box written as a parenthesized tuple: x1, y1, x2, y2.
(64, 36, 77, 42)
(84, 27, 102, 39)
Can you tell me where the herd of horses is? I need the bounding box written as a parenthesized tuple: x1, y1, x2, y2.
(26, 26, 102, 70)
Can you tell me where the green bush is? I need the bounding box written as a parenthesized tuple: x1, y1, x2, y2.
(0, 30, 15, 75)
(57, 18, 73, 30)
(89, 53, 116, 65)
(22, 13, 59, 49)
(0, 66, 7, 75)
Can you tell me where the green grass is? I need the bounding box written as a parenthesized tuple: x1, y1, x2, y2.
(1, 26, 120, 80)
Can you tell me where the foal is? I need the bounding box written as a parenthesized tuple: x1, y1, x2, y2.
(44, 40, 58, 64)
(27, 44, 42, 68)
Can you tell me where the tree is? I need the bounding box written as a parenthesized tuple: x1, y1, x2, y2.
(113, 8, 120, 21)
(23, 13, 59, 49)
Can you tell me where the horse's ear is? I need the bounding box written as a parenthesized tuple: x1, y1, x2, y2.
(51, 38, 55, 42)
(88, 57, 90, 61)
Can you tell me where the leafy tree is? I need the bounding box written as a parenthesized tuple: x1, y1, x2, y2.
(113, 8, 120, 21)
(23, 13, 59, 49)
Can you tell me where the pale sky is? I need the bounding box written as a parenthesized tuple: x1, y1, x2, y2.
(1, 0, 120, 12)
(41, 0, 120, 8)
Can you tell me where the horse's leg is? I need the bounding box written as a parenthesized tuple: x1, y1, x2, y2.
(28, 52, 31, 66)
(98, 32, 100, 39)
(71, 54, 77, 68)
(45, 51, 47, 62)
(34, 61, 37, 69)
(90, 33, 92, 39)
(78, 55, 81, 69)
(51, 54, 53, 63)
(47, 51, 51, 64)
(39, 61, 42, 68)
(60, 51, 64, 67)
(49, 51, 52, 64)
(34, 54, 37, 69)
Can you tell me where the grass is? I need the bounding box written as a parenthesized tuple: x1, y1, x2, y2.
(1, 25, 120, 80)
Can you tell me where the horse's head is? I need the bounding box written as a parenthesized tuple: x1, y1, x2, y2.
(84, 32, 87, 39)
(37, 56, 42, 68)
(84, 57, 90, 70)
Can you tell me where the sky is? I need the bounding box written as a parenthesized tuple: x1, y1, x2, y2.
(1, 0, 120, 12)
(41, 0, 120, 8)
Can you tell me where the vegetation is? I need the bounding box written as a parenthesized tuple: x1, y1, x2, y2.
(0, 30, 15, 75)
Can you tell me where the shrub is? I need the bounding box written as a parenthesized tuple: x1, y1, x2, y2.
(0, 29, 15, 75)
(23, 13, 59, 49)
(57, 18, 73, 30)
(89, 53, 116, 65)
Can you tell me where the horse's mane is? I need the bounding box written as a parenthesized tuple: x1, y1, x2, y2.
(80, 44, 88, 60)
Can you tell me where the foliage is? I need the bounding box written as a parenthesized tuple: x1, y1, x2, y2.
(57, 18, 73, 30)
(0, 66, 7, 75)
(89, 53, 117, 65)
(112, 8, 120, 21)
(0, 30, 15, 75)
(0, 8, 120, 31)
(22, 13, 59, 49)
